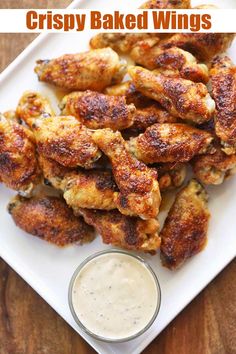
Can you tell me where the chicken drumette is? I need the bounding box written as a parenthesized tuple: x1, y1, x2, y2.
(35, 48, 126, 92)
(0, 114, 40, 195)
(210, 55, 236, 155)
(60, 90, 136, 131)
(155, 162, 187, 191)
(33, 115, 101, 169)
(128, 123, 214, 164)
(140, 0, 190, 9)
(8, 195, 94, 246)
(79, 209, 160, 252)
(128, 66, 215, 124)
(160, 179, 210, 270)
(92, 129, 161, 219)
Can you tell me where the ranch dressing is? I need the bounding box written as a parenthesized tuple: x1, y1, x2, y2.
(70, 252, 160, 341)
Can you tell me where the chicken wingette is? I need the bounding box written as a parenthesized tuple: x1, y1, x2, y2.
(92, 129, 161, 219)
(130, 46, 209, 83)
(33, 116, 101, 168)
(128, 66, 215, 124)
(60, 91, 136, 130)
(192, 145, 236, 185)
(160, 179, 210, 270)
(155, 162, 187, 191)
(8, 195, 94, 246)
(0, 114, 40, 195)
(128, 123, 214, 164)
(159, 33, 235, 62)
(16, 91, 54, 128)
(79, 209, 160, 252)
(35, 48, 126, 92)
(63, 170, 118, 210)
(210, 55, 236, 155)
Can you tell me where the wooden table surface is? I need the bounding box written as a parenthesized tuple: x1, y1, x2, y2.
(0, 1, 236, 353)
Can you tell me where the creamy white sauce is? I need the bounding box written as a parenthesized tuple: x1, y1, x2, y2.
(71, 253, 159, 340)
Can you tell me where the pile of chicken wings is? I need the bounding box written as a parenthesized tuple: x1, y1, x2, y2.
(1, 0, 236, 269)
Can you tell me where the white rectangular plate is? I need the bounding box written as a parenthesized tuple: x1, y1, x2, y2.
(0, 1, 236, 353)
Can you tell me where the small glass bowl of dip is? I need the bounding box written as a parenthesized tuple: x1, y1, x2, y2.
(68, 249, 161, 342)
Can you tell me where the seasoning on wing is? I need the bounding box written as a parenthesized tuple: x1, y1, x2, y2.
(140, 0, 191, 9)
(154, 162, 187, 191)
(92, 129, 161, 219)
(130, 46, 209, 83)
(128, 123, 214, 164)
(128, 66, 215, 124)
(159, 33, 235, 62)
(79, 209, 160, 252)
(34, 48, 126, 92)
(16, 91, 54, 128)
(0, 114, 40, 195)
(33, 116, 101, 168)
(8, 195, 94, 246)
(63, 169, 118, 210)
(60, 90, 136, 131)
(192, 145, 236, 185)
(210, 55, 236, 155)
(160, 179, 210, 270)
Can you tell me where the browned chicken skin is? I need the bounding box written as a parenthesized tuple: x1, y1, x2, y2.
(130, 46, 209, 83)
(8, 195, 94, 246)
(210, 55, 236, 155)
(92, 129, 161, 219)
(129, 123, 214, 164)
(60, 91, 136, 131)
(155, 162, 187, 191)
(160, 179, 210, 270)
(33, 116, 101, 168)
(63, 170, 118, 211)
(0, 114, 40, 195)
(128, 66, 215, 124)
(79, 209, 160, 252)
(140, 0, 190, 9)
(90, 33, 159, 53)
(34, 48, 126, 92)
(16, 91, 54, 128)
(159, 33, 235, 62)
(192, 145, 236, 185)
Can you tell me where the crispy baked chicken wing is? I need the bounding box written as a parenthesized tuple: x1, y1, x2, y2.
(104, 80, 152, 107)
(90, 33, 159, 53)
(210, 55, 236, 155)
(155, 162, 187, 191)
(0, 114, 40, 195)
(140, 0, 190, 9)
(128, 66, 215, 123)
(192, 145, 236, 185)
(129, 123, 214, 164)
(130, 46, 209, 83)
(79, 209, 160, 252)
(38, 155, 73, 190)
(35, 48, 126, 92)
(60, 91, 136, 130)
(160, 179, 210, 269)
(159, 33, 235, 62)
(33, 116, 101, 168)
(92, 129, 161, 219)
(8, 195, 94, 246)
(63, 170, 118, 210)
(16, 91, 54, 128)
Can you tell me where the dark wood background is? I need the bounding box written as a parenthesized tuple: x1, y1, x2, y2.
(0, 1, 236, 353)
